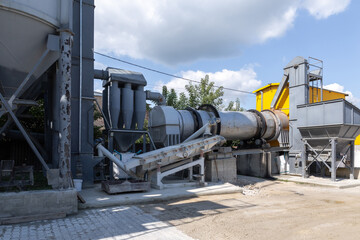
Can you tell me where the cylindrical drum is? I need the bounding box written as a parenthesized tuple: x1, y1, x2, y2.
(219, 111, 259, 140)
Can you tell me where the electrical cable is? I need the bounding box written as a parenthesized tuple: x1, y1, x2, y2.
(94, 51, 255, 95)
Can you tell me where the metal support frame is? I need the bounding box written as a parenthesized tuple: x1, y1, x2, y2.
(0, 34, 59, 119)
(109, 129, 157, 150)
(106, 129, 156, 180)
(308, 57, 323, 102)
(0, 34, 60, 172)
(330, 138, 337, 181)
(8, 49, 50, 107)
(0, 92, 49, 171)
(302, 138, 355, 181)
(154, 157, 205, 189)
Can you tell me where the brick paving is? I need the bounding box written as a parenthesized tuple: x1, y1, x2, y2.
(0, 206, 193, 240)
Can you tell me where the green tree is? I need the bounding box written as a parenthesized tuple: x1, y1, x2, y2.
(161, 75, 224, 110)
(167, 89, 178, 107)
(185, 75, 224, 108)
(225, 98, 244, 111)
(162, 85, 178, 107)
(162, 86, 169, 101)
(176, 92, 188, 110)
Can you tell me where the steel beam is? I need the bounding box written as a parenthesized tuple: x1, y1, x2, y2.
(270, 72, 289, 109)
(350, 141, 355, 180)
(331, 138, 337, 181)
(0, 93, 49, 171)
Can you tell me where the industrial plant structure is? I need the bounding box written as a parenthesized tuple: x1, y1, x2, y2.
(1, 0, 360, 200)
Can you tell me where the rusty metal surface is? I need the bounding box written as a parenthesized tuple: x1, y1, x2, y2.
(58, 30, 73, 189)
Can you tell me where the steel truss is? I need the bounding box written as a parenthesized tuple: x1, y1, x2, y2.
(302, 138, 355, 181)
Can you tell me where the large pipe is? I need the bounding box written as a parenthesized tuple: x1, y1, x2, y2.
(149, 105, 289, 145)
(218, 111, 260, 140)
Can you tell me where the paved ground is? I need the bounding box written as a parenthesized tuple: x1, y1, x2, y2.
(0, 206, 193, 240)
(79, 182, 242, 209)
(139, 179, 360, 240)
(2, 177, 360, 240)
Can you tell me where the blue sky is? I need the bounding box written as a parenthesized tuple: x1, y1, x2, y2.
(94, 0, 359, 109)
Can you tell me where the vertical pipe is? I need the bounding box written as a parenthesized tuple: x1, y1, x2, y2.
(78, 0, 83, 153)
(331, 138, 337, 181)
(58, 30, 73, 188)
(350, 141, 355, 180)
(260, 91, 263, 111)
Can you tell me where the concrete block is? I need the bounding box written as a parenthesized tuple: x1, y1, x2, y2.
(0, 189, 78, 222)
(237, 153, 268, 178)
(205, 157, 237, 183)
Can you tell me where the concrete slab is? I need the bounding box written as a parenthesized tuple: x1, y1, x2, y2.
(273, 175, 360, 189)
(79, 182, 243, 209)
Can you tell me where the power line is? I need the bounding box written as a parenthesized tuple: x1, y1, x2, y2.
(94, 51, 255, 95)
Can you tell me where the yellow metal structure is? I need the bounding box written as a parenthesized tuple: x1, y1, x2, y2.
(253, 83, 348, 116)
(253, 83, 360, 145)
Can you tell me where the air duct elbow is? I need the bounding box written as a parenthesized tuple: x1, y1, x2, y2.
(146, 91, 166, 105)
(94, 69, 109, 80)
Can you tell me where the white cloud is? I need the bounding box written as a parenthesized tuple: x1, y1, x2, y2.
(153, 66, 261, 109)
(324, 83, 360, 107)
(94, 61, 107, 70)
(94, 79, 103, 93)
(302, 0, 351, 19)
(94, 0, 351, 65)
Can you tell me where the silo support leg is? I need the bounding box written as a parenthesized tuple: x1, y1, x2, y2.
(302, 140, 307, 178)
(350, 142, 355, 180)
(331, 138, 337, 181)
(58, 30, 73, 189)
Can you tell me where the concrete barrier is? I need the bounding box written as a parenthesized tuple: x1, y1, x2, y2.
(0, 189, 77, 223)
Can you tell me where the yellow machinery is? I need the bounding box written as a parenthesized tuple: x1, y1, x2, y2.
(253, 83, 360, 145)
(253, 83, 348, 116)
